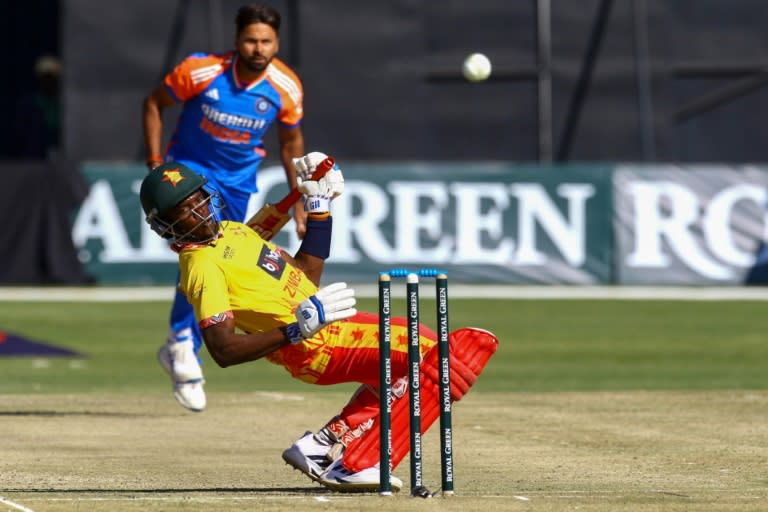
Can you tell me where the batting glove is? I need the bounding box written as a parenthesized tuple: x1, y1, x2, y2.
(286, 282, 357, 343)
(298, 165, 344, 214)
(292, 152, 331, 181)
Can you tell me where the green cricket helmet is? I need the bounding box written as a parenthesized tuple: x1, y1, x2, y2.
(139, 163, 222, 242)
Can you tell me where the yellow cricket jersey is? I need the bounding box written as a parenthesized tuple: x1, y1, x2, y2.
(177, 221, 318, 336)
(175, 221, 437, 385)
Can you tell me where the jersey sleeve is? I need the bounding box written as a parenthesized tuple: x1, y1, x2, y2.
(179, 252, 232, 328)
(268, 59, 304, 127)
(163, 53, 228, 103)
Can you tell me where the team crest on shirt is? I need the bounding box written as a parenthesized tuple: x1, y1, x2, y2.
(254, 99, 271, 113)
(257, 245, 286, 279)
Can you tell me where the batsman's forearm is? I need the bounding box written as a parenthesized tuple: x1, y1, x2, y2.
(204, 328, 291, 368)
(294, 216, 331, 286)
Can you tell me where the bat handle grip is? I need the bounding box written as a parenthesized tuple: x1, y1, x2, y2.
(308, 156, 335, 181)
(276, 157, 336, 213)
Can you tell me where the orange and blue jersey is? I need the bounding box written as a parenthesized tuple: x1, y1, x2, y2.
(163, 51, 303, 193)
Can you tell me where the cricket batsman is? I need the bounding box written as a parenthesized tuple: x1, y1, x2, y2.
(138, 152, 498, 492)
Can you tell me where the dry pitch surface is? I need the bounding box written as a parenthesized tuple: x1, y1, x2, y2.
(1, 390, 767, 512)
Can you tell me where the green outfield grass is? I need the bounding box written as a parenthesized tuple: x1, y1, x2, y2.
(0, 298, 766, 395)
(2, 296, 768, 511)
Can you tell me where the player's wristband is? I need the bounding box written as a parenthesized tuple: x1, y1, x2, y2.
(298, 217, 332, 259)
(304, 195, 330, 214)
(146, 156, 164, 170)
(283, 323, 305, 344)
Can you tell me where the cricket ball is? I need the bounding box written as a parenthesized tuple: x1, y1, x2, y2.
(462, 53, 492, 82)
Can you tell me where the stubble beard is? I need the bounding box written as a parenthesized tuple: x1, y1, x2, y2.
(239, 53, 272, 74)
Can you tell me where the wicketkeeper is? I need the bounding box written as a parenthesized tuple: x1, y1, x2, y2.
(139, 152, 498, 492)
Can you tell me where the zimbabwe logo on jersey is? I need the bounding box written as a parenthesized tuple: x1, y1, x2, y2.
(257, 245, 286, 280)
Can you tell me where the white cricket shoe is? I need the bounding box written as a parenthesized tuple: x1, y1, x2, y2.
(318, 458, 402, 493)
(282, 431, 334, 483)
(157, 338, 206, 412)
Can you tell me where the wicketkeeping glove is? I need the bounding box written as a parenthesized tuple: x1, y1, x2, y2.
(285, 282, 357, 343)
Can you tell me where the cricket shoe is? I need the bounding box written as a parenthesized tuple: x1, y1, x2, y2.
(157, 337, 206, 412)
(318, 458, 402, 493)
(282, 431, 334, 483)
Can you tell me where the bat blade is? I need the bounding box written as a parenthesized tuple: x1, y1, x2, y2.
(246, 156, 336, 240)
(245, 204, 290, 240)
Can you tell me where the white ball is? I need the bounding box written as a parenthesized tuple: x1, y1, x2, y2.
(462, 53, 492, 82)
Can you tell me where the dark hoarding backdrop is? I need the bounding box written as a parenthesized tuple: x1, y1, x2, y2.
(9, 0, 768, 164)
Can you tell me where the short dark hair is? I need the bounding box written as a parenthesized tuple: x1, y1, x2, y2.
(235, 4, 281, 35)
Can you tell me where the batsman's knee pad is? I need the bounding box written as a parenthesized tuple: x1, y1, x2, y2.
(448, 327, 500, 376)
(420, 327, 499, 400)
(342, 327, 498, 473)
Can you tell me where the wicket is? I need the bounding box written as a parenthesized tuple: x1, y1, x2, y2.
(378, 268, 453, 498)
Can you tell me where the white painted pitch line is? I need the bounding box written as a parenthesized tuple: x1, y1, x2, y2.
(253, 391, 306, 401)
(12, 489, 768, 504)
(0, 496, 35, 512)
(2, 285, 768, 301)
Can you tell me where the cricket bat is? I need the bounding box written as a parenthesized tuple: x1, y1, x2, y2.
(246, 156, 335, 240)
